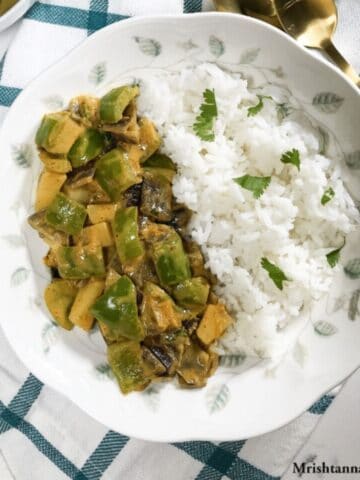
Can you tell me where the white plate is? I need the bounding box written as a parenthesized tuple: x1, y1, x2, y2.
(0, 13, 359, 442)
(0, 0, 35, 32)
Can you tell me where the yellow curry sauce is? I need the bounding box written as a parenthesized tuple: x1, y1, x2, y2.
(28, 85, 233, 394)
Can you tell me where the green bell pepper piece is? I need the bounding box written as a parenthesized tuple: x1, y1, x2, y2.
(151, 227, 191, 287)
(45, 193, 87, 235)
(68, 128, 105, 167)
(56, 244, 105, 279)
(112, 207, 144, 266)
(91, 276, 144, 341)
(143, 153, 176, 171)
(35, 112, 84, 155)
(95, 148, 140, 201)
(108, 341, 149, 394)
(99, 86, 139, 124)
(173, 277, 210, 307)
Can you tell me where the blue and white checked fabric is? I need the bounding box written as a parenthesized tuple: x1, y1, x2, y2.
(0, 2, 358, 479)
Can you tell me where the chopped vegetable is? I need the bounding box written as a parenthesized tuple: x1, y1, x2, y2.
(91, 276, 144, 341)
(140, 171, 172, 221)
(87, 204, 116, 224)
(233, 175, 271, 199)
(112, 207, 144, 266)
(78, 222, 114, 247)
(261, 257, 290, 290)
(99, 85, 139, 124)
(193, 88, 217, 141)
(28, 84, 233, 394)
(68, 129, 105, 167)
(137, 117, 162, 162)
(150, 225, 191, 287)
(69, 278, 104, 331)
(44, 279, 78, 330)
(108, 341, 150, 394)
(35, 171, 67, 211)
(247, 95, 272, 117)
(95, 148, 141, 201)
(56, 244, 105, 279)
(39, 150, 72, 173)
(35, 112, 84, 155)
(45, 193, 87, 235)
(173, 277, 210, 307)
(196, 303, 232, 346)
(321, 186, 335, 205)
(141, 282, 183, 335)
(280, 149, 300, 171)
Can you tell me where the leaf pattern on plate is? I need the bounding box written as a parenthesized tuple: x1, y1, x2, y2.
(348, 289, 360, 321)
(276, 102, 293, 121)
(10, 267, 30, 287)
(219, 354, 246, 368)
(89, 62, 106, 85)
(206, 383, 230, 414)
(312, 92, 344, 113)
(314, 320, 338, 336)
(42, 322, 59, 354)
(143, 384, 161, 412)
(95, 363, 114, 380)
(317, 127, 330, 155)
(344, 258, 360, 279)
(1, 234, 24, 247)
(345, 151, 360, 170)
(12, 144, 32, 168)
(209, 35, 225, 58)
(43, 95, 64, 110)
(239, 47, 260, 64)
(134, 37, 161, 57)
(178, 39, 198, 51)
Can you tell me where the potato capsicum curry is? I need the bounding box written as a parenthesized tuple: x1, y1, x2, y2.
(28, 85, 233, 394)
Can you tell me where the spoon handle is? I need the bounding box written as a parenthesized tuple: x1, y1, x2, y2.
(322, 40, 360, 88)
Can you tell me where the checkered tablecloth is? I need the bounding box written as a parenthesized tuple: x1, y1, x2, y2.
(0, 1, 358, 479)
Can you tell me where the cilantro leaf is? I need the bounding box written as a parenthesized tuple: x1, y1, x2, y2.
(247, 95, 272, 117)
(321, 187, 335, 205)
(233, 175, 271, 199)
(193, 89, 218, 141)
(261, 257, 290, 290)
(326, 241, 345, 268)
(280, 149, 300, 171)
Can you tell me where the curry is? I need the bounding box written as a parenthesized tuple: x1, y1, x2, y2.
(0, 0, 18, 16)
(28, 85, 233, 394)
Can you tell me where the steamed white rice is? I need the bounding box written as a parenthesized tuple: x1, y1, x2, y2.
(137, 63, 359, 358)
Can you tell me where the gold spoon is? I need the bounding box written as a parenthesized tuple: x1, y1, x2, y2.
(274, 0, 360, 87)
(213, 0, 282, 28)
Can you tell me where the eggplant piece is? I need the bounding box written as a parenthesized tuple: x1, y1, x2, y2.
(39, 149, 72, 174)
(87, 203, 117, 224)
(28, 210, 69, 247)
(176, 341, 218, 388)
(140, 171, 172, 222)
(142, 346, 167, 378)
(65, 163, 96, 189)
(140, 282, 184, 335)
(123, 183, 142, 207)
(68, 95, 100, 127)
(144, 329, 190, 376)
(101, 101, 140, 144)
(69, 278, 105, 331)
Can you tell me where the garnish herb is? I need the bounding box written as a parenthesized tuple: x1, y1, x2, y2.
(280, 149, 300, 171)
(247, 95, 272, 117)
(193, 89, 218, 141)
(233, 175, 271, 199)
(326, 241, 345, 268)
(321, 187, 335, 205)
(261, 257, 290, 290)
